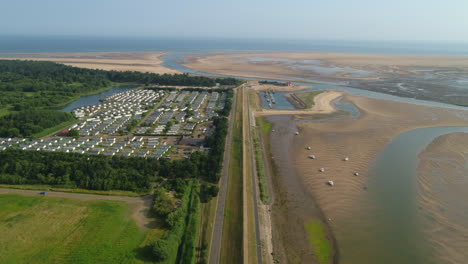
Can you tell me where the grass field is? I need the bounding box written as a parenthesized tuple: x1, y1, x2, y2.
(294, 91, 323, 108)
(305, 220, 331, 264)
(220, 88, 243, 263)
(0, 194, 164, 264)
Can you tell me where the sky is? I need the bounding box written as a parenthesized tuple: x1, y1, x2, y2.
(1, 0, 468, 43)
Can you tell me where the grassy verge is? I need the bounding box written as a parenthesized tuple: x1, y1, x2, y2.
(220, 88, 243, 263)
(294, 91, 323, 108)
(254, 116, 272, 203)
(257, 116, 272, 135)
(31, 118, 79, 138)
(248, 89, 262, 111)
(252, 126, 269, 204)
(178, 182, 201, 264)
(0, 184, 142, 197)
(246, 143, 258, 264)
(245, 87, 258, 264)
(305, 220, 331, 264)
(198, 197, 217, 263)
(0, 193, 163, 263)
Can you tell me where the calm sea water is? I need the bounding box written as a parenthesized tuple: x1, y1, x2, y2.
(1, 36, 467, 55)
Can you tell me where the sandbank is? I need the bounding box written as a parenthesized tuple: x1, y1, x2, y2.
(0, 52, 179, 74)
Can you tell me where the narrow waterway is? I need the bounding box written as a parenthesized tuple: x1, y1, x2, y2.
(60, 85, 136, 112)
(334, 126, 468, 264)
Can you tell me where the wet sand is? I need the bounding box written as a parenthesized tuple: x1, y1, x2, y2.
(263, 94, 468, 263)
(267, 115, 337, 264)
(416, 132, 468, 264)
(0, 52, 179, 74)
(184, 52, 468, 81)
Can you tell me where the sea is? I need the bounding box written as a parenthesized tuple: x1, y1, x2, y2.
(0, 35, 467, 56)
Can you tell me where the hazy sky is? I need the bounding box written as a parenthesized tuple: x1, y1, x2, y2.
(1, 0, 467, 42)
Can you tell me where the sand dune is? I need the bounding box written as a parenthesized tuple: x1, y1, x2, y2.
(0, 52, 179, 74)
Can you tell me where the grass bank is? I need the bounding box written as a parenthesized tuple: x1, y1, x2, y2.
(254, 116, 272, 203)
(197, 198, 217, 263)
(31, 119, 78, 138)
(220, 88, 243, 263)
(257, 116, 272, 135)
(305, 220, 331, 264)
(0, 194, 164, 263)
(0, 184, 142, 197)
(294, 91, 323, 108)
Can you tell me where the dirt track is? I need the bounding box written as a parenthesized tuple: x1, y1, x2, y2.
(0, 188, 153, 230)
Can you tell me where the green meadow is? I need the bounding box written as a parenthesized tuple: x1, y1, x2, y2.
(0, 194, 163, 264)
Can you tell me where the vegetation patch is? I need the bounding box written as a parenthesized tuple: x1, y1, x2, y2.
(305, 220, 331, 264)
(257, 116, 272, 135)
(294, 91, 323, 109)
(252, 127, 268, 203)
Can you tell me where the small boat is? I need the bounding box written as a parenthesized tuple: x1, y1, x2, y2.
(327, 180, 334, 186)
(354, 172, 359, 176)
(319, 168, 325, 172)
(307, 146, 311, 150)
(308, 155, 316, 159)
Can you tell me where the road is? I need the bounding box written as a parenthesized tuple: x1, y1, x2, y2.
(208, 87, 238, 264)
(244, 86, 263, 264)
(0, 188, 154, 229)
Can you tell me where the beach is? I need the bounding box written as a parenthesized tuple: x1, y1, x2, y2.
(261, 91, 468, 263)
(0, 52, 179, 74)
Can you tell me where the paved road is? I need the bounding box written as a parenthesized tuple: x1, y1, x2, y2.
(208, 87, 238, 264)
(245, 87, 263, 264)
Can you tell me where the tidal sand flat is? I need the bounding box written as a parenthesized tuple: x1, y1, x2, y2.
(0, 52, 179, 74)
(264, 93, 468, 263)
(417, 132, 468, 264)
(185, 53, 468, 106)
(184, 52, 468, 81)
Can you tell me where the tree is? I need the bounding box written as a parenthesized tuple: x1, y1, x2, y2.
(68, 129, 79, 138)
(153, 188, 174, 217)
(152, 239, 169, 261)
